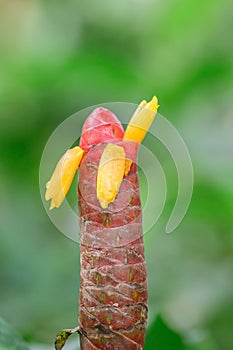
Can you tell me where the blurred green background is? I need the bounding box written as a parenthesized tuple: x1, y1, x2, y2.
(0, 0, 233, 349)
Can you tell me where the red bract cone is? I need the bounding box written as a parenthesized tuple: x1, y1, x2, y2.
(47, 100, 158, 350)
(78, 143, 148, 350)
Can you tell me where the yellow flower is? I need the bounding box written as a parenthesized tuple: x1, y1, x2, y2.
(45, 146, 84, 209)
(97, 144, 126, 209)
(45, 96, 159, 210)
(123, 96, 159, 144)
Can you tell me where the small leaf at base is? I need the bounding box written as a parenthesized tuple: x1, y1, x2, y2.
(54, 327, 80, 350)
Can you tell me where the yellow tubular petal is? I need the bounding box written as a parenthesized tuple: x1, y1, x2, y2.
(97, 144, 126, 209)
(123, 96, 159, 144)
(45, 146, 84, 209)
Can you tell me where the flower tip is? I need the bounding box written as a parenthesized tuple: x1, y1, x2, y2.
(98, 199, 109, 209)
(147, 96, 159, 112)
(140, 99, 147, 107)
(49, 199, 58, 210)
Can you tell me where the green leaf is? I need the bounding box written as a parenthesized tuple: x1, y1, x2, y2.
(0, 317, 28, 350)
(145, 316, 219, 350)
(144, 315, 187, 350)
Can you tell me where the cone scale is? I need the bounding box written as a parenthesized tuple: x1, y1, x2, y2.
(78, 142, 147, 349)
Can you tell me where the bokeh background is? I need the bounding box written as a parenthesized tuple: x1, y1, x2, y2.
(0, 1, 233, 349)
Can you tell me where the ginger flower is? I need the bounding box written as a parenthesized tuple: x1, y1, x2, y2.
(45, 146, 84, 209)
